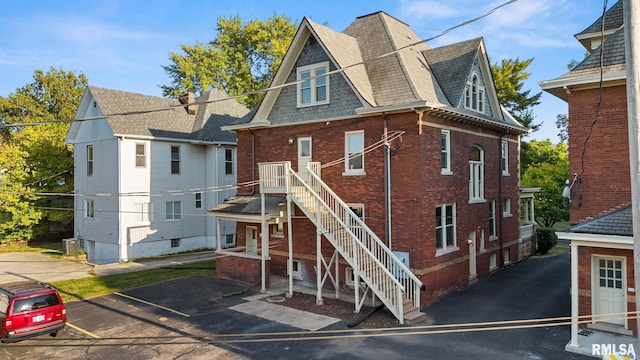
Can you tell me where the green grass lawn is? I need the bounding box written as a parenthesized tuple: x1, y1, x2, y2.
(50, 260, 216, 303)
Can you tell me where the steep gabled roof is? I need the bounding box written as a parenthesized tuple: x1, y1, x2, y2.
(344, 11, 448, 106)
(575, 0, 623, 50)
(423, 38, 483, 106)
(228, 11, 525, 134)
(81, 86, 246, 142)
(306, 19, 375, 106)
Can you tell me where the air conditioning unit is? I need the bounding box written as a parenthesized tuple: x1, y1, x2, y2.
(62, 238, 79, 255)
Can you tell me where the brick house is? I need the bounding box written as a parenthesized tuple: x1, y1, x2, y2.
(211, 11, 529, 324)
(539, 0, 636, 352)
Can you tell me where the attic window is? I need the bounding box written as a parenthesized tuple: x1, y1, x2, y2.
(465, 74, 485, 114)
(297, 62, 330, 107)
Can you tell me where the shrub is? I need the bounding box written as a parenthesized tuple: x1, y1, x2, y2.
(536, 227, 558, 254)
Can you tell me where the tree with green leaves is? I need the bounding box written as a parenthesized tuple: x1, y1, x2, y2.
(0, 68, 87, 243)
(161, 14, 297, 109)
(491, 58, 542, 133)
(555, 113, 568, 143)
(521, 140, 569, 227)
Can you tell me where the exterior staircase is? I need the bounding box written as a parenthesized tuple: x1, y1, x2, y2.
(259, 161, 425, 325)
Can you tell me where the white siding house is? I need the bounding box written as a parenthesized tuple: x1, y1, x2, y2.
(66, 87, 248, 264)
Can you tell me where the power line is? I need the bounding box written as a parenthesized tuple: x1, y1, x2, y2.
(0, 0, 518, 129)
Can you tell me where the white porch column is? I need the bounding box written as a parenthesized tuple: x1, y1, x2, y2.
(261, 192, 268, 293)
(569, 242, 580, 348)
(216, 217, 222, 251)
(286, 194, 294, 298)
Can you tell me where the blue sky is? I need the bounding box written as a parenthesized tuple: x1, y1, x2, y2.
(0, 0, 612, 142)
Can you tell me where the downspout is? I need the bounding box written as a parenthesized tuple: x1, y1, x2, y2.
(236, 130, 256, 196)
(383, 113, 392, 249)
(498, 134, 505, 267)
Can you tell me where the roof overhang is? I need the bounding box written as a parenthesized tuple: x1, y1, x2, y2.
(539, 70, 626, 101)
(556, 231, 633, 250)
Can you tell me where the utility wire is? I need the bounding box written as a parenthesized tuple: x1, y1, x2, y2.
(0, 0, 518, 129)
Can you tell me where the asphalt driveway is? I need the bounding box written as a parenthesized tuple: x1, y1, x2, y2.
(0, 252, 591, 359)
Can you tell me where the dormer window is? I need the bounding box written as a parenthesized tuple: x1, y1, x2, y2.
(297, 62, 329, 107)
(465, 74, 485, 114)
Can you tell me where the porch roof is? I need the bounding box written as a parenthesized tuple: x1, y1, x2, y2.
(566, 205, 633, 237)
(208, 195, 287, 222)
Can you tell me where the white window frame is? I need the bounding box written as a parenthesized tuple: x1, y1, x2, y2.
(134, 202, 152, 223)
(85, 199, 94, 219)
(297, 62, 330, 107)
(195, 193, 202, 209)
(501, 140, 509, 176)
(441, 130, 452, 175)
(135, 143, 146, 168)
(344, 130, 365, 175)
(170, 145, 180, 174)
(436, 203, 458, 255)
(489, 200, 497, 240)
(289, 260, 303, 280)
(165, 201, 182, 221)
(171, 238, 180, 248)
(464, 73, 485, 114)
(225, 233, 235, 245)
(86, 145, 93, 176)
(503, 197, 512, 217)
(469, 145, 485, 202)
(225, 148, 233, 175)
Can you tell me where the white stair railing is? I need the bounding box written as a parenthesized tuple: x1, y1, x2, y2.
(259, 162, 423, 323)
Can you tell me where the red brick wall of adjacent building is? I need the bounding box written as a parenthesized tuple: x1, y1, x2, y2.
(578, 246, 636, 335)
(232, 110, 523, 305)
(216, 254, 268, 286)
(568, 85, 631, 224)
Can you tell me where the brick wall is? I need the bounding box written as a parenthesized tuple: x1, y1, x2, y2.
(216, 254, 268, 286)
(233, 110, 523, 304)
(568, 85, 631, 223)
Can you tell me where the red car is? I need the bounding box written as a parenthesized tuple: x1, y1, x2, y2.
(0, 281, 66, 342)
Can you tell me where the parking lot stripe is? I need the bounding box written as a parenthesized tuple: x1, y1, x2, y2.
(114, 292, 190, 317)
(66, 322, 101, 339)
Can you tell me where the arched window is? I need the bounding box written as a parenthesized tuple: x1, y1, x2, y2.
(465, 73, 485, 114)
(469, 145, 484, 201)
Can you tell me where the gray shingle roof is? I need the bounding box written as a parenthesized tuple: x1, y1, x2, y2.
(571, 27, 626, 76)
(423, 38, 482, 106)
(576, 0, 623, 37)
(208, 196, 287, 217)
(306, 18, 376, 106)
(88, 86, 247, 142)
(569, 205, 633, 237)
(343, 12, 448, 106)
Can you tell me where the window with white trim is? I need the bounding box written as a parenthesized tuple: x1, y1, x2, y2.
(436, 203, 457, 254)
(501, 140, 509, 175)
(441, 130, 451, 174)
(469, 145, 484, 202)
(503, 197, 512, 217)
(85, 199, 94, 219)
(489, 200, 497, 239)
(165, 201, 182, 221)
(86, 145, 93, 176)
(195, 193, 202, 209)
(345, 131, 364, 174)
(134, 203, 152, 223)
(464, 73, 485, 114)
(225, 148, 233, 175)
(135, 143, 146, 168)
(171, 238, 180, 248)
(225, 233, 234, 245)
(170, 146, 180, 174)
(297, 62, 329, 107)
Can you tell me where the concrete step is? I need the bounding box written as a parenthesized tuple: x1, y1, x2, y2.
(403, 306, 426, 325)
